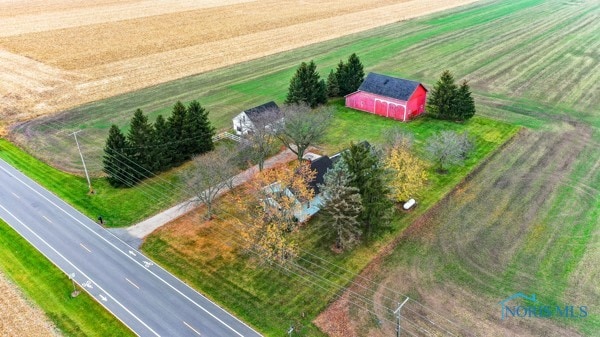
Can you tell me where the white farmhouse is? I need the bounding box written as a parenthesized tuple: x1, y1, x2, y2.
(232, 101, 280, 135)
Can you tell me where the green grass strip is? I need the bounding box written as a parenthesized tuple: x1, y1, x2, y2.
(0, 219, 134, 337)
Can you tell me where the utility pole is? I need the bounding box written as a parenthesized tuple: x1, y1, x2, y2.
(394, 297, 410, 337)
(70, 130, 93, 194)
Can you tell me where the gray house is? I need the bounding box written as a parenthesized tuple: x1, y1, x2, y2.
(232, 101, 280, 135)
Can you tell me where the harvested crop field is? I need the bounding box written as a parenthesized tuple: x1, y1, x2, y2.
(0, 0, 478, 129)
(0, 273, 61, 337)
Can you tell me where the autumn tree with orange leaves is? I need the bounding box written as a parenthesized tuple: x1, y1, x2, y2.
(238, 162, 316, 264)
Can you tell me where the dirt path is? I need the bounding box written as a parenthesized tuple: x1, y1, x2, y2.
(0, 273, 61, 337)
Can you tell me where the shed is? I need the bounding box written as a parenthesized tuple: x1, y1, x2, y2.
(345, 73, 427, 121)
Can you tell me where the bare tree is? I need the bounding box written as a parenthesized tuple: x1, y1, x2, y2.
(241, 108, 282, 171)
(426, 131, 474, 173)
(185, 146, 237, 219)
(276, 103, 332, 163)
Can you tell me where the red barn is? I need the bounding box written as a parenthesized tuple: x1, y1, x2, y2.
(345, 73, 427, 121)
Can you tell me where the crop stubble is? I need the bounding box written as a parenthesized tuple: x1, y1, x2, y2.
(0, 0, 478, 130)
(0, 273, 61, 337)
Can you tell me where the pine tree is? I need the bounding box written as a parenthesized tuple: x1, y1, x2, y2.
(153, 114, 171, 172)
(326, 69, 340, 98)
(343, 53, 365, 95)
(318, 158, 363, 251)
(342, 142, 392, 239)
(184, 100, 214, 156)
(167, 101, 187, 164)
(427, 70, 458, 120)
(126, 109, 155, 180)
(455, 80, 476, 120)
(285, 61, 327, 108)
(334, 60, 348, 95)
(103, 125, 131, 187)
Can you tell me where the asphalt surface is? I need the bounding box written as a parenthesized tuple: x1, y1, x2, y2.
(0, 159, 262, 337)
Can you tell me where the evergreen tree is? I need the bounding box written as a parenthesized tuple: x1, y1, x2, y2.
(153, 114, 171, 172)
(318, 158, 363, 251)
(103, 125, 131, 187)
(334, 60, 348, 95)
(167, 101, 187, 164)
(343, 53, 365, 95)
(326, 69, 340, 98)
(285, 60, 327, 108)
(455, 80, 476, 120)
(427, 70, 458, 120)
(184, 100, 214, 156)
(342, 142, 392, 239)
(126, 109, 155, 179)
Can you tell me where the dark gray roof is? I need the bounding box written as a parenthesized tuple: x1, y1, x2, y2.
(357, 73, 423, 101)
(243, 101, 280, 122)
(309, 156, 333, 194)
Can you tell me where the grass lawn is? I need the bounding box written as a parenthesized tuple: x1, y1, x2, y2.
(142, 113, 519, 336)
(0, 219, 134, 337)
(0, 138, 187, 227)
(0, 139, 243, 227)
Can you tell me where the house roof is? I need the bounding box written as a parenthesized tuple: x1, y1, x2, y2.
(356, 73, 423, 101)
(243, 101, 280, 122)
(308, 155, 333, 194)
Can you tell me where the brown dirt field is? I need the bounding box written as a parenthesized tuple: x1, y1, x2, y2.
(0, 0, 479, 132)
(0, 273, 62, 337)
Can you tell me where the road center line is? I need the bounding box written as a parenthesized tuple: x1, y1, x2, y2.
(11, 192, 20, 199)
(80, 243, 92, 253)
(42, 215, 52, 223)
(183, 321, 202, 336)
(125, 278, 140, 290)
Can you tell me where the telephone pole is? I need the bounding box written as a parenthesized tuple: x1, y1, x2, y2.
(394, 297, 410, 337)
(70, 130, 93, 194)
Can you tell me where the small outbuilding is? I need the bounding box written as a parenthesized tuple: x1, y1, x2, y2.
(345, 73, 427, 121)
(232, 101, 280, 135)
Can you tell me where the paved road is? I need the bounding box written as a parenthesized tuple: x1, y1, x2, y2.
(0, 159, 262, 337)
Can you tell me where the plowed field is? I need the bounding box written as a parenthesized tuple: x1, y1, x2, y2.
(0, 0, 478, 131)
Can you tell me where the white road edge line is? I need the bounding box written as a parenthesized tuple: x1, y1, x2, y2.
(126, 277, 140, 290)
(0, 161, 258, 337)
(183, 321, 202, 336)
(0, 203, 160, 337)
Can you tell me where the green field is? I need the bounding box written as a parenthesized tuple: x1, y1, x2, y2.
(13, 0, 599, 173)
(2, 0, 599, 336)
(0, 219, 134, 337)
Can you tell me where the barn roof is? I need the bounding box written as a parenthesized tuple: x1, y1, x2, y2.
(243, 101, 280, 122)
(357, 73, 423, 101)
(308, 155, 333, 194)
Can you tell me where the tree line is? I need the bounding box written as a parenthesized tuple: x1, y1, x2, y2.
(103, 100, 214, 187)
(285, 53, 365, 108)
